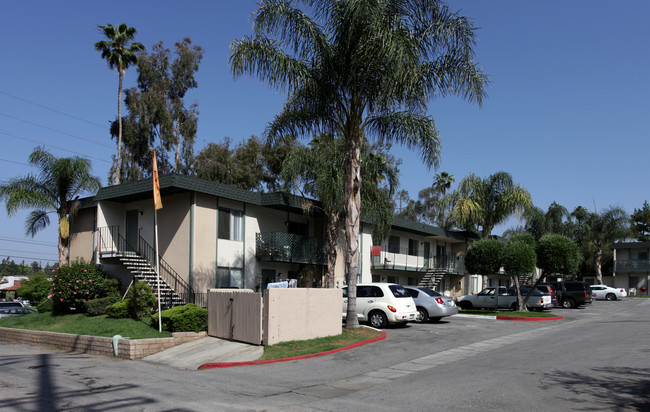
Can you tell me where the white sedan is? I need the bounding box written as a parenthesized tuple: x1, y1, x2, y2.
(591, 285, 627, 301)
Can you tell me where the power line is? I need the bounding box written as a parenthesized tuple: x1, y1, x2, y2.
(0, 128, 111, 163)
(0, 158, 30, 167)
(0, 237, 55, 247)
(0, 254, 58, 263)
(0, 110, 114, 149)
(0, 248, 58, 257)
(0, 90, 109, 130)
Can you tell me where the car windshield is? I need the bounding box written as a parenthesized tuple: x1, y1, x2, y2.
(389, 285, 411, 298)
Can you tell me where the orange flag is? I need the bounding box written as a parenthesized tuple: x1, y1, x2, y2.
(153, 150, 163, 210)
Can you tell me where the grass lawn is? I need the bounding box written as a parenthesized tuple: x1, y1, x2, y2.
(458, 309, 559, 317)
(259, 327, 382, 360)
(0, 312, 172, 339)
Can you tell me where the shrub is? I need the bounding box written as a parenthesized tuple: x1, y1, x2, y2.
(128, 282, 157, 318)
(17, 272, 51, 305)
(151, 303, 208, 333)
(37, 298, 53, 313)
(51, 260, 107, 315)
(106, 299, 130, 319)
(85, 295, 121, 316)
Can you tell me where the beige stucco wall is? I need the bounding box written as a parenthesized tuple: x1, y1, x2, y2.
(263, 288, 342, 345)
(157, 193, 191, 283)
(192, 193, 217, 293)
(69, 208, 95, 263)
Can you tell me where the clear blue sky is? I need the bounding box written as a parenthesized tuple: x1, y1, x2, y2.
(1, 0, 648, 265)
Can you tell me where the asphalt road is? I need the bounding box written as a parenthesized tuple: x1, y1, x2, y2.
(1, 298, 649, 411)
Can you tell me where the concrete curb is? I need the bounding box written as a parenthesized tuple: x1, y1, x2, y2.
(496, 315, 563, 321)
(198, 330, 387, 370)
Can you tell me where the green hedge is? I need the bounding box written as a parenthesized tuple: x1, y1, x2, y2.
(85, 295, 121, 316)
(106, 299, 130, 319)
(37, 298, 53, 313)
(151, 304, 208, 333)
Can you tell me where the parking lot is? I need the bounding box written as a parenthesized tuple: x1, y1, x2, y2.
(1, 298, 648, 411)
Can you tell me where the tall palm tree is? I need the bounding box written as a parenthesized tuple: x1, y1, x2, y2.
(585, 206, 630, 283)
(95, 23, 145, 185)
(230, 0, 487, 328)
(0, 147, 101, 265)
(433, 172, 455, 196)
(454, 171, 532, 238)
(282, 135, 398, 288)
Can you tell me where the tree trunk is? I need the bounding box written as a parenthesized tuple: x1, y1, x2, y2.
(344, 129, 362, 329)
(594, 244, 603, 284)
(58, 220, 68, 266)
(115, 71, 124, 185)
(326, 212, 339, 289)
(513, 275, 527, 311)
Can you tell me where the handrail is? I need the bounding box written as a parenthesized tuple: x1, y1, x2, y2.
(98, 226, 195, 306)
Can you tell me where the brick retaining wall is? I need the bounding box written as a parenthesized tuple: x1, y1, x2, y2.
(0, 327, 206, 360)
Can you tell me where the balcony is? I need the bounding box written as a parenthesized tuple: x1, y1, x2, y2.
(256, 232, 327, 265)
(371, 247, 467, 275)
(614, 260, 650, 273)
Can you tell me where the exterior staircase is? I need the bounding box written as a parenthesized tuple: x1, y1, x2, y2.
(98, 226, 194, 310)
(118, 253, 185, 308)
(418, 269, 446, 290)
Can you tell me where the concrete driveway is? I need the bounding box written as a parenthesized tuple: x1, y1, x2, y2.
(142, 336, 263, 370)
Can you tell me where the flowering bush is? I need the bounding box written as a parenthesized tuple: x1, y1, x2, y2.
(51, 260, 108, 315)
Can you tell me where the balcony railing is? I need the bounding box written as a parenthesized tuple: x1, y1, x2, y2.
(256, 232, 327, 265)
(614, 260, 650, 273)
(371, 247, 467, 275)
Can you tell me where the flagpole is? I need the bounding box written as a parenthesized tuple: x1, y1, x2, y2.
(155, 208, 162, 333)
(152, 150, 163, 333)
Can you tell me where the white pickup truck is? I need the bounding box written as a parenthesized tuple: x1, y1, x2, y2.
(456, 286, 551, 311)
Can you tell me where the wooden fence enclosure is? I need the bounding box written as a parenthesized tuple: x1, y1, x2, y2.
(207, 288, 341, 346)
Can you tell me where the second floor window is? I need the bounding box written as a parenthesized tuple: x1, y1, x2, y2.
(408, 239, 419, 256)
(218, 209, 243, 241)
(388, 235, 400, 253)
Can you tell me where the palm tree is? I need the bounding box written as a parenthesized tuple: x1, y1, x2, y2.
(454, 171, 532, 239)
(0, 147, 101, 265)
(230, 0, 487, 328)
(95, 23, 145, 185)
(585, 206, 630, 283)
(433, 172, 455, 196)
(282, 135, 398, 288)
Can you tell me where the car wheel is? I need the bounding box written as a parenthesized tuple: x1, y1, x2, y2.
(458, 301, 473, 310)
(368, 311, 388, 329)
(430, 317, 442, 323)
(415, 307, 429, 323)
(561, 298, 575, 309)
(510, 302, 518, 311)
(605, 293, 616, 301)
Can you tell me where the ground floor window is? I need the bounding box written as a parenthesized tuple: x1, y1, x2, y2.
(387, 275, 398, 284)
(407, 277, 418, 286)
(217, 267, 243, 289)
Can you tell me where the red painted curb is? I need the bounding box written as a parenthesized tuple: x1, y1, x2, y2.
(198, 330, 387, 370)
(496, 316, 563, 321)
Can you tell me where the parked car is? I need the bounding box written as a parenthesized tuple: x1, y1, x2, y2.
(590, 285, 627, 301)
(456, 286, 550, 311)
(531, 284, 558, 308)
(0, 306, 36, 318)
(404, 286, 458, 323)
(548, 281, 593, 308)
(0, 301, 24, 309)
(342, 283, 418, 328)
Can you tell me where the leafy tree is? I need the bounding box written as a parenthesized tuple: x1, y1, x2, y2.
(194, 136, 298, 191)
(584, 206, 630, 283)
(230, 0, 487, 327)
(454, 171, 532, 238)
(630, 201, 650, 241)
(0, 257, 32, 278)
(17, 272, 51, 304)
(95, 23, 145, 185)
(282, 135, 398, 287)
(0, 148, 101, 264)
(433, 172, 455, 196)
(464, 238, 504, 281)
(116, 38, 203, 181)
(502, 240, 536, 311)
(535, 234, 580, 280)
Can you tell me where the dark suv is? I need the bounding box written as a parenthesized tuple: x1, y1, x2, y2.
(548, 281, 592, 308)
